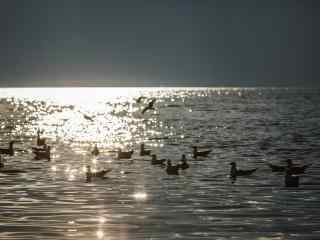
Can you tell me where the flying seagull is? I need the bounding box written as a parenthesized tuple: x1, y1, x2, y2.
(141, 98, 156, 114)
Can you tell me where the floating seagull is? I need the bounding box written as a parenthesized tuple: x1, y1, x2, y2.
(0, 141, 16, 156)
(140, 143, 151, 156)
(117, 149, 134, 160)
(91, 144, 100, 156)
(33, 145, 51, 161)
(166, 160, 180, 175)
(286, 159, 311, 174)
(86, 165, 112, 182)
(267, 159, 310, 174)
(151, 154, 166, 165)
(192, 146, 211, 159)
(179, 154, 189, 170)
(141, 98, 156, 114)
(230, 162, 257, 181)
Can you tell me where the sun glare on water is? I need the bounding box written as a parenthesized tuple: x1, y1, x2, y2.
(0, 87, 215, 156)
(133, 192, 148, 201)
(0, 88, 157, 146)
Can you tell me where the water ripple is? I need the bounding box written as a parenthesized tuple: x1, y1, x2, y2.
(0, 88, 319, 239)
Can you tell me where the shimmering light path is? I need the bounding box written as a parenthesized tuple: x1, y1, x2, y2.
(0, 88, 319, 240)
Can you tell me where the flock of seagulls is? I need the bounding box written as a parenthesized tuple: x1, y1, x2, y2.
(229, 159, 311, 186)
(100, 141, 311, 188)
(0, 96, 312, 188)
(0, 129, 206, 180)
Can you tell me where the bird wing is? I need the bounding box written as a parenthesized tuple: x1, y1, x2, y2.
(149, 98, 156, 107)
(84, 114, 94, 121)
(141, 106, 150, 114)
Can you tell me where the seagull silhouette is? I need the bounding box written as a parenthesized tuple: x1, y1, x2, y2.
(141, 98, 156, 114)
(78, 111, 94, 122)
(83, 114, 94, 122)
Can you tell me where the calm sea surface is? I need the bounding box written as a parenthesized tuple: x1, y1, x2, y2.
(0, 87, 319, 240)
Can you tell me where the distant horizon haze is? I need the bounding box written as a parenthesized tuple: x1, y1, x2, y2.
(0, 0, 319, 87)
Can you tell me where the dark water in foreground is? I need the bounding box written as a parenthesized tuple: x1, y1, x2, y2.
(0, 87, 319, 240)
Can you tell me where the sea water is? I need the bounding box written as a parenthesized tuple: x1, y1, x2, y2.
(0, 87, 319, 240)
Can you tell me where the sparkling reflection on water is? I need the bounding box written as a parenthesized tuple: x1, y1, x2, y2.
(0, 87, 320, 240)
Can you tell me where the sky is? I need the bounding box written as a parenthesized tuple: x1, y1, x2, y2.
(0, 0, 319, 87)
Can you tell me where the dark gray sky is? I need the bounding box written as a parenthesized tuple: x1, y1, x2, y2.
(0, 0, 319, 87)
